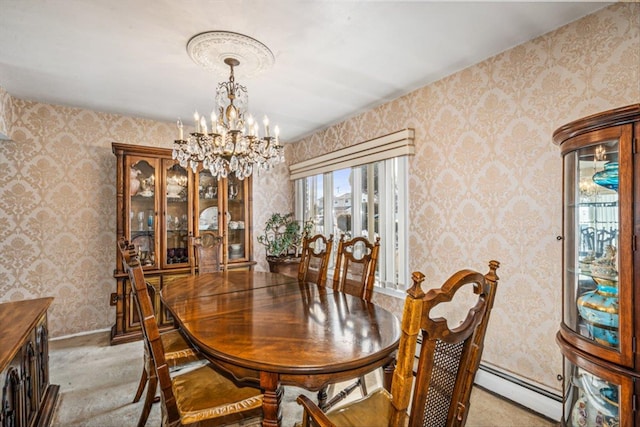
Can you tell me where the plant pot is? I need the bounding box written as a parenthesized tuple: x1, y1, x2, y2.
(267, 256, 301, 279)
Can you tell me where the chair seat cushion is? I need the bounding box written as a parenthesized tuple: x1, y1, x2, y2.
(172, 364, 263, 425)
(161, 330, 201, 368)
(326, 388, 394, 427)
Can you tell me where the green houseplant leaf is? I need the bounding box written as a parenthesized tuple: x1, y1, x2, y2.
(257, 212, 312, 258)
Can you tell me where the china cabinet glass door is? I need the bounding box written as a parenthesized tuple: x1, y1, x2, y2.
(197, 169, 221, 234)
(562, 124, 633, 368)
(163, 161, 190, 269)
(129, 157, 158, 269)
(226, 174, 249, 261)
(564, 140, 619, 345)
(195, 170, 250, 266)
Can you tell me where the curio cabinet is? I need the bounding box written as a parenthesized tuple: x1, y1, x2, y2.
(553, 105, 640, 426)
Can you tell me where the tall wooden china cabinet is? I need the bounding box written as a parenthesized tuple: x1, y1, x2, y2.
(553, 105, 639, 426)
(111, 142, 254, 344)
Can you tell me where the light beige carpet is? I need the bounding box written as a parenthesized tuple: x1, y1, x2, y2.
(49, 332, 557, 426)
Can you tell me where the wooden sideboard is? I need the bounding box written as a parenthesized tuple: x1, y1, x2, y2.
(0, 298, 59, 427)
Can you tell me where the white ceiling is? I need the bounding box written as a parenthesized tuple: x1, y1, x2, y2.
(0, 1, 609, 142)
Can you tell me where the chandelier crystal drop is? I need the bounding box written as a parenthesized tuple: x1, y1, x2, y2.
(173, 57, 284, 180)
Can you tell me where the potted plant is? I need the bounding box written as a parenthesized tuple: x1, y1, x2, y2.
(257, 212, 312, 277)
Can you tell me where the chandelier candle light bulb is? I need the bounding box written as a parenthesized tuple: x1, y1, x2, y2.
(263, 116, 270, 137)
(177, 119, 184, 140)
(200, 116, 207, 134)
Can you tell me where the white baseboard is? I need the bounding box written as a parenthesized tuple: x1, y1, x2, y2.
(475, 364, 562, 421)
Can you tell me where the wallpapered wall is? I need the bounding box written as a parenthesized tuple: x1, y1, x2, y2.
(0, 3, 637, 394)
(0, 93, 291, 334)
(289, 2, 639, 391)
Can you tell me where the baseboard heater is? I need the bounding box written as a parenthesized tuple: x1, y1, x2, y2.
(475, 363, 562, 422)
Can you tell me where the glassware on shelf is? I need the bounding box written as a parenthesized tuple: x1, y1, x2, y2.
(147, 209, 154, 228)
(138, 211, 145, 231)
(570, 369, 618, 427)
(592, 162, 618, 192)
(229, 243, 243, 259)
(203, 185, 217, 199)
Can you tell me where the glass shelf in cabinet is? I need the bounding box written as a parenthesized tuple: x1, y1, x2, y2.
(578, 201, 617, 207)
(132, 193, 155, 200)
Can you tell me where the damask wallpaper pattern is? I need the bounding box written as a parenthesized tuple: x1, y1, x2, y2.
(289, 2, 639, 391)
(0, 98, 291, 334)
(0, 3, 637, 395)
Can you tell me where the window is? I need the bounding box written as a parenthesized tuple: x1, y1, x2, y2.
(295, 156, 409, 293)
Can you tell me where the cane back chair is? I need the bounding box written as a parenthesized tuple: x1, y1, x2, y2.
(124, 244, 202, 427)
(297, 260, 500, 427)
(132, 290, 202, 427)
(118, 238, 263, 427)
(298, 233, 334, 286)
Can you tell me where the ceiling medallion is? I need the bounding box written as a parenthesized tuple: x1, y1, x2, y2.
(187, 31, 275, 79)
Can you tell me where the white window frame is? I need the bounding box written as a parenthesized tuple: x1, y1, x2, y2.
(294, 156, 409, 295)
(290, 129, 414, 295)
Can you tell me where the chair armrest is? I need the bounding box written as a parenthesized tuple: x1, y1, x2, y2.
(296, 395, 337, 427)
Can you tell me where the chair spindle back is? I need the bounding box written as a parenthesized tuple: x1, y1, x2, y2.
(191, 231, 223, 274)
(332, 235, 380, 301)
(298, 233, 334, 286)
(118, 238, 182, 423)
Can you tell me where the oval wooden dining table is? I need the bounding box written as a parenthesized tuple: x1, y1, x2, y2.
(161, 270, 401, 427)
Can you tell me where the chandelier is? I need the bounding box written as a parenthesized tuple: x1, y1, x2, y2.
(173, 32, 284, 180)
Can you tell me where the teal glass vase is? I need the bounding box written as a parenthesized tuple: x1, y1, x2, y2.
(592, 162, 618, 192)
(577, 277, 618, 347)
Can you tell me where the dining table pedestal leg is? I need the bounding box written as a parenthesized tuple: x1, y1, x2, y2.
(260, 371, 283, 427)
(317, 387, 328, 411)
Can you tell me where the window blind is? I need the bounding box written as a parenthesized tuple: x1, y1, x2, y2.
(289, 128, 414, 180)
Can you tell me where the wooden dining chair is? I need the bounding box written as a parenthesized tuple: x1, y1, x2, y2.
(118, 238, 263, 427)
(121, 243, 203, 427)
(332, 235, 381, 300)
(297, 260, 500, 427)
(190, 230, 223, 274)
(132, 294, 203, 427)
(298, 233, 334, 286)
(318, 234, 380, 410)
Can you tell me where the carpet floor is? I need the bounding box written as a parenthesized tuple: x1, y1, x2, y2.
(49, 331, 557, 426)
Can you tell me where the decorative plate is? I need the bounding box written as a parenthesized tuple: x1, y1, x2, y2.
(199, 207, 218, 230)
(131, 235, 151, 253)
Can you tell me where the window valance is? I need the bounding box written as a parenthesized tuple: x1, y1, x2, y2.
(289, 128, 414, 180)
